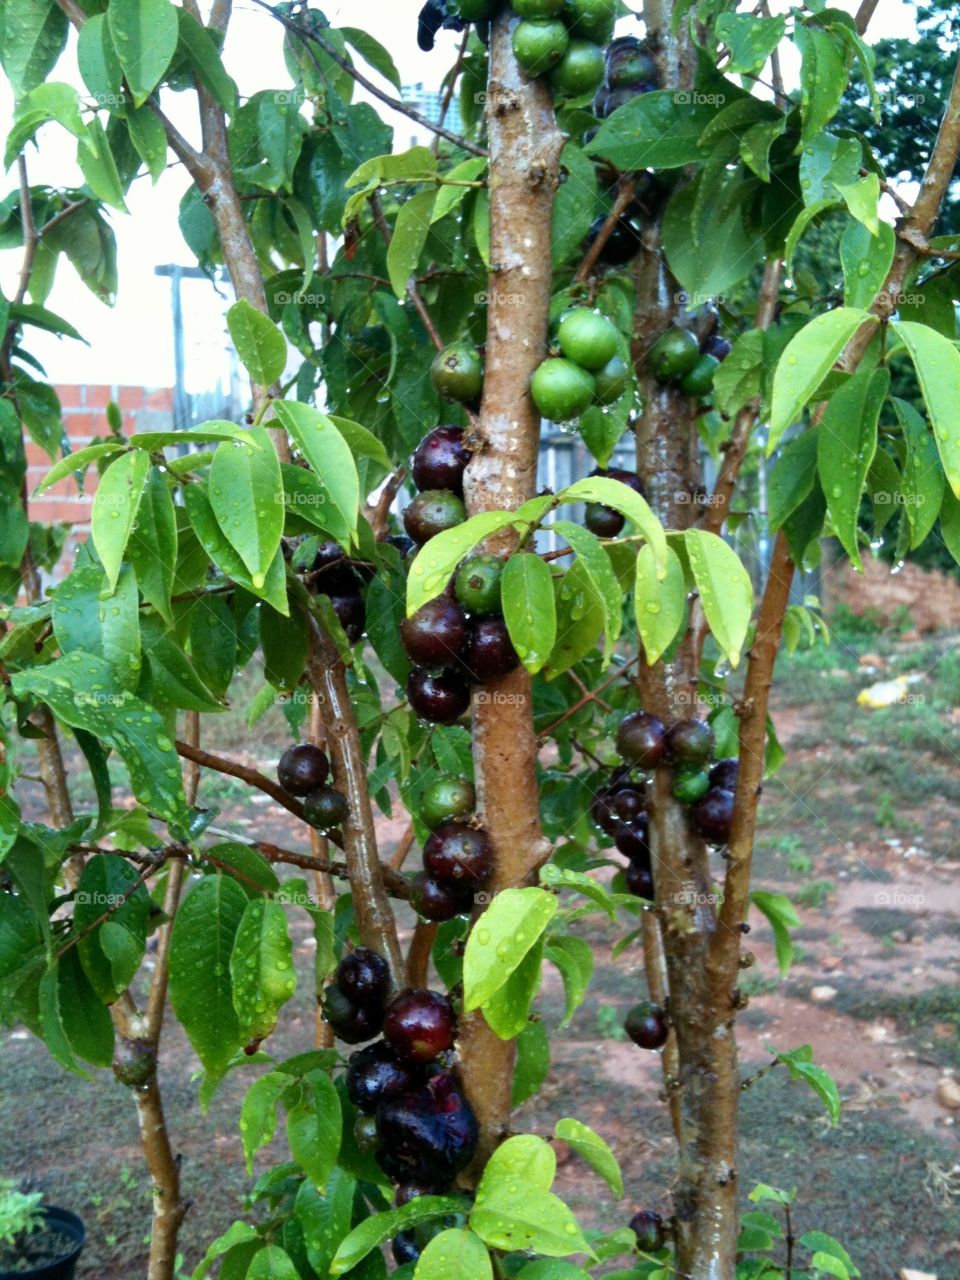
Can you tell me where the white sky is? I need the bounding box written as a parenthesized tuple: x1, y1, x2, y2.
(0, 0, 920, 392)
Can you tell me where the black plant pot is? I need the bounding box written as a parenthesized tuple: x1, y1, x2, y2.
(0, 1207, 85, 1280)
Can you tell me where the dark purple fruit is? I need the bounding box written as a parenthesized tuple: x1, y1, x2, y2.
(403, 490, 467, 546)
(401, 597, 469, 669)
(615, 814, 650, 863)
(407, 667, 472, 724)
(625, 999, 668, 1049)
(375, 1072, 479, 1184)
(461, 616, 519, 682)
(303, 785, 349, 831)
(277, 743, 330, 796)
(409, 872, 472, 922)
(665, 717, 715, 765)
(338, 947, 390, 1008)
(346, 1041, 423, 1113)
(629, 1208, 666, 1252)
(585, 503, 625, 537)
(709, 758, 739, 791)
(606, 39, 658, 90)
(616, 711, 667, 767)
(392, 1231, 421, 1265)
(625, 859, 654, 899)
(330, 592, 366, 644)
(387, 533, 417, 558)
(610, 786, 646, 823)
(311, 541, 362, 594)
(691, 787, 734, 844)
(383, 988, 457, 1063)
(424, 822, 493, 890)
(412, 426, 472, 496)
(586, 213, 642, 266)
(322, 982, 383, 1044)
(702, 333, 732, 361)
(590, 789, 619, 836)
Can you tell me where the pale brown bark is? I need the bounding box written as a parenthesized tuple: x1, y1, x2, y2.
(457, 10, 561, 1171)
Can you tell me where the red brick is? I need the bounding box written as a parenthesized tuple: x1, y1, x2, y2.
(117, 386, 145, 409)
(144, 388, 174, 411)
(33, 498, 91, 522)
(61, 411, 99, 436)
(55, 384, 84, 408)
(84, 385, 113, 408)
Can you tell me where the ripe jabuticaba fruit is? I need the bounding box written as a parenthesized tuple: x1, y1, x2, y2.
(303, 785, 349, 832)
(329, 592, 366, 644)
(421, 774, 476, 830)
(412, 425, 471, 496)
(629, 1208, 666, 1252)
(615, 814, 650, 863)
(403, 490, 467, 546)
(346, 1041, 424, 1113)
(625, 858, 654, 900)
(375, 1072, 479, 1185)
(609, 786, 646, 824)
(409, 872, 473, 922)
(338, 947, 390, 1008)
(454, 553, 503, 616)
(709, 758, 739, 791)
(311, 540, 363, 595)
(625, 999, 668, 1049)
(461, 616, 519, 682)
(585, 213, 642, 265)
(401, 597, 469, 669)
(605, 36, 658, 89)
(392, 1231, 421, 1265)
(665, 717, 716, 765)
(616, 710, 667, 768)
(424, 821, 493, 890)
(702, 332, 732, 361)
(322, 982, 383, 1044)
(277, 742, 330, 796)
(691, 787, 735, 844)
(431, 342, 484, 404)
(383, 988, 457, 1063)
(407, 667, 472, 724)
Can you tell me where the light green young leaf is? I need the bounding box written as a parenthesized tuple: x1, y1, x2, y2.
(107, 0, 179, 107)
(4, 82, 86, 167)
(836, 172, 879, 235)
(463, 887, 558, 1012)
(388, 188, 438, 299)
(330, 1197, 466, 1275)
(817, 367, 888, 570)
(768, 307, 872, 450)
(893, 397, 944, 548)
(501, 553, 557, 674)
(891, 320, 960, 498)
(191, 1221, 261, 1280)
(406, 511, 516, 616)
(35, 442, 126, 493)
(127, 466, 177, 623)
(482, 938, 543, 1041)
(91, 449, 150, 591)
(554, 1118, 623, 1197)
(286, 1068, 341, 1192)
(77, 116, 127, 212)
(470, 1186, 592, 1259)
(1, 0, 69, 98)
(481, 1134, 556, 1193)
(560, 476, 666, 570)
(840, 220, 894, 310)
(684, 529, 753, 668)
(273, 402, 360, 538)
(551, 521, 622, 663)
(635, 542, 685, 665)
(545, 936, 594, 1027)
(796, 25, 848, 144)
(716, 12, 785, 73)
(240, 1071, 290, 1173)
(230, 897, 296, 1044)
(774, 1045, 841, 1125)
(226, 299, 287, 388)
(183, 482, 289, 614)
(414, 1228, 492, 1280)
(247, 1246, 300, 1280)
(750, 891, 800, 976)
(513, 1019, 550, 1107)
(209, 428, 284, 588)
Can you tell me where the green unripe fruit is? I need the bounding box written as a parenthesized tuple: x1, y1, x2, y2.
(531, 357, 596, 422)
(450, 0, 496, 17)
(454, 553, 503, 616)
(671, 764, 711, 806)
(512, 0, 564, 15)
(422, 775, 477, 830)
(557, 308, 620, 371)
(561, 0, 615, 42)
(303, 785, 350, 831)
(431, 342, 484, 404)
(680, 353, 720, 398)
(594, 354, 631, 405)
(647, 327, 700, 381)
(512, 18, 570, 76)
(354, 1113, 379, 1152)
(549, 39, 605, 96)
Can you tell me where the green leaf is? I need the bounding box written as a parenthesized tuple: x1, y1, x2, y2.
(73, 854, 149, 1003)
(750, 891, 800, 976)
(545, 936, 593, 1027)
(1, 0, 68, 97)
(501, 553, 556, 675)
(798, 133, 861, 204)
(176, 10, 237, 113)
(774, 1045, 841, 1125)
(554, 1119, 622, 1197)
(796, 25, 848, 144)
(713, 329, 765, 418)
(684, 529, 753, 668)
(800, 1230, 858, 1277)
(330, 1198, 467, 1275)
(891, 320, 960, 498)
(414, 1228, 491, 1280)
(11, 652, 187, 821)
(785, 199, 840, 276)
(77, 116, 127, 212)
(127, 105, 167, 182)
(260, 605, 309, 693)
(406, 511, 516, 616)
(4, 81, 85, 168)
(552, 142, 598, 266)
(280, 464, 352, 542)
(191, 1221, 261, 1280)
(482, 938, 543, 1041)
(127, 466, 177, 623)
(463, 887, 558, 1012)
(287, 1068, 342, 1191)
(39, 950, 114, 1074)
(183, 482, 289, 614)
(227, 299, 287, 388)
(893, 397, 944, 549)
(247, 1247, 300, 1280)
(663, 178, 765, 299)
(635, 542, 685, 666)
(513, 1018, 550, 1106)
(76, 13, 122, 107)
(769, 431, 818, 531)
(141, 617, 224, 712)
(837, 172, 879, 235)
(274, 402, 360, 540)
(817, 367, 888, 570)
(230, 897, 296, 1044)
(240, 1070, 289, 1172)
(34, 442, 125, 494)
(91, 446, 150, 592)
(339, 25, 401, 89)
(560, 476, 666, 569)
(347, 145, 438, 190)
(586, 90, 717, 169)
(329, 413, 392, 471)
(551, 521, 621, 663)
(741, 115, 787, 182)
(840, 220, 894, 310)
(388, 189, 438, 299)
(579, 400, 630, 468)
(204, 841, 279, 895)
(107, 0, 179, 107)
(516, 1264, 590, 1280)
(470, 1184, 591, 1258)
(169, 874, 248, 1087)
(209, 428, 285, 588)
(716, 12, 785, 74)
(768, 307, 872, 451)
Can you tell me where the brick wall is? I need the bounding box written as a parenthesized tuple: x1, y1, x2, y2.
(27, 385, 174, 575)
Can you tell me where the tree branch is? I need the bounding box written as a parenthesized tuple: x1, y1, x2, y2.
(174, 738, 307, 823)
(575, 176, 637, 283)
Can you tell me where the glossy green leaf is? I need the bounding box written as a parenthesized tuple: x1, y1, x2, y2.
(73, 854, 149, 1003)
(797, 133, 860, 204)
(239, 1071, 288, 1172)
(274, 402, 360, 540)
(552, 142, 598, 266)
(286, 1068, 342, 1192)
(891, 320, 960, 498)
(463, 887, 558, 1012)
(127, 105, 167, 182)
(76, 13, 122, 106)
(544, 560, 605, 681)
(330, 1198, 467, 1275)
(768, 307, 872, 450)
(817, 367, 888, 570)
(4, 82, 85, 168)
(97, 566, 142, 690)
(388, 188, 438, 299)
(141, 617, 225, 712)
(837, 172, 879, 235)
(586, 90, 717, 169)
(768, 431, 818, 531)
(892, 397, 943, 549)
(560, 476, 666, 569)
(39, 951, 113, 1075)
(750, 891, 799, 976)
(545, 936, 593, 1027)
(470, 1184, 591, 1259)
(502, 553, 557, 674)
(107, 0, 179, 107)
(716, 12, 785, 73)
(482, 938, 543, 1041)
(339, 25, 401, 89)
(209, 427, 284, 587)
(1, 0, 68, 97)
(684, 530, 753, 668)
(512, 1018, 550, 1106)
(230, 897, 296, 1044)
(183, 482, 289, 614)
(176, 10, 237, 113)
(35, 442, 125, 493)
(634, 542, 685, 665)
(127, 466, 177, 623)
(796, 25, 848, 145)
(260, 605, 309, 693)
(407, 511, 516, 616)
(77, 116, 127, 212)
(840, 220, 894, 310)
(247, 1247, 300, 1280)
(551, 521, 621, 663)
(554, 1118, 622, 1197)
(774, 1045, 841, 1125)
(414, 1228, 491, 1280)
(91, 449, 150, 591)
(227, 299, 287, 388)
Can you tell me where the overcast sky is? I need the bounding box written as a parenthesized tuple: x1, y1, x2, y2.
(1, 0, 919, 393)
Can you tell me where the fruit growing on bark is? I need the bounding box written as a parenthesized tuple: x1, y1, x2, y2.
(680, 353, 720, 398)
(665, 717, 716, 765)
(605, 36, 658, 88)
(557, 308, 620, 370)
(403, 491, 467, 545)
(629, 1208, 666, 1252)
(625, 858, 654, 899)
(585, 213, 642, 264)
(310, 541, 363, 594)
(421, 774, 476, 830)
(549, 39, 605, 95)
(384, 989, 457, 1063)
(709, 757, 739, 791)
(616, 710, 667, 767)
(392, 1231, 421, 1265)
(615, 814, 650, 861)
(407, 667, 472, 724)
(410, 872, 472, 921)
(329, 592, 366, 644)
(609, 786, 646, 823)
(431, 342, 484, 403)
(625, 999, 668, 1049)
(513, 0, 563, 15)
(691, 787, 735, 843)
(512, 18, 570, 76)
(401, 597, 469, 668)
(454, 553, 503, 616)
(338, 947, 390, 1008)
(648, 326, 700, 381)
(277, 743, 330, 796)
(424, 822, 493, 889)
(375, 1072, 479, 1184)
(346, 1042, 424, 1113)
(562, 0, 615, 42)
(303, 785, 349, 831)
(412, 425, 472, 495)
(671, 764, 710, 806)
(461, 615, 520, 682)
(531, 357, 596, 422)
(322, 982, 383, 1043)
(702, 332, 732, 361)
(593, 354, 630, 404)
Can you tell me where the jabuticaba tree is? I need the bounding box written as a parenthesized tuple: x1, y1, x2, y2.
(1, 1, 959, 1278)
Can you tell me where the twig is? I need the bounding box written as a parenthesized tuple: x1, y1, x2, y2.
(249, 0, 486, 159)
(575, 177, 637, 283)
(433, 28, 472, 155)
(538, 657, 638, 740)
(369, 193, 445, 351)
(174, 738, 307, 822)
(855, 0, 880, 34)
(389, 823, 416, 871)
(369, 467, 406, 540)
(407, 920, 438, 986)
